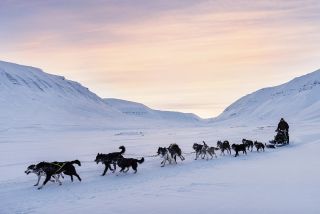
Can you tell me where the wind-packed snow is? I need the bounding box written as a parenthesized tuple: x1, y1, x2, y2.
(0, 122, 319, 214)
(0, 61, 320, 214)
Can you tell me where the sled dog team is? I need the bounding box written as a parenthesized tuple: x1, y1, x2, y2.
(25, 139, 275, 189)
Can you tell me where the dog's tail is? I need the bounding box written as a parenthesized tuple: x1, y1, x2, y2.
(214, 147, 220, 151)
(119, 146, 126, 154)
(137, 157, 144, 164)
(70, 160, 81, 166)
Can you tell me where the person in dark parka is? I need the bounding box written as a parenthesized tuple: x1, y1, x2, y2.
(277, 118, 289, 143)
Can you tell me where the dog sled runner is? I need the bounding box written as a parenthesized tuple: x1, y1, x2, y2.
(268, 140, 288, 147)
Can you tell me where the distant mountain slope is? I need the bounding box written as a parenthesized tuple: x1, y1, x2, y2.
(213, 69, 320, 123)
(0, 60, 202, 129)
(0, 60, 127, 128)
(104, 98, 202, 123)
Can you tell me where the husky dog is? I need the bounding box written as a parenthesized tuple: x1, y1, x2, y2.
(30, 160, 81, 189)
(157, 147, 173, 167)
(193, 143, 205, 160)
(95, 146, 126, 176)
(25, 164, 61, 187)
(217, 140, 231, 155)
(202, 141, 219, 160)
(157, 144, 185, 167)
(231, 144, 247, 157)
(254, 141, 265, 152)
(242, 139, 254, 152)
(168, 144, 185, 163)
(51, 160, 81, 182)
(116, 157, 144, 173)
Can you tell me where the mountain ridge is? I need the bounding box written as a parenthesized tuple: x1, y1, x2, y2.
(104, 98, 201, 122)
(0, 60, 203, 128)
(213, 69, 320, 123)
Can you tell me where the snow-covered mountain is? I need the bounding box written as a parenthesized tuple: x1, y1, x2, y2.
(2, 60, 319, 129)
(104, 98, 201, 123)
(0, 60, 202, 129)
(214, 69, 320, 123)
(0, 61, 133, 128)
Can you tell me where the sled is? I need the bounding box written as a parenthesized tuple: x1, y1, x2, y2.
(269, 140, 289, 147)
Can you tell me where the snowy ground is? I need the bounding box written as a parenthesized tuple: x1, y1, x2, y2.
(0, 122, 319, 214)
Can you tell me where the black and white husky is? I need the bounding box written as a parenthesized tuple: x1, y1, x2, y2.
(202, 141, 219, 160)
(157, 147, 173, 167)
(193, 141, 219, 160)
(193, 142, 206, 160)
(168, 144, 185, 163)
(157, 144, 185, 167)
(25, 160, 81, 189)
(25, 164, 62, 187)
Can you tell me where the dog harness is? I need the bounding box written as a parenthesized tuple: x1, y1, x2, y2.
(50, 162, 66, 173)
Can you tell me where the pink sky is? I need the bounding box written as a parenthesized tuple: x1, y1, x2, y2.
(1, 0, 320, 118)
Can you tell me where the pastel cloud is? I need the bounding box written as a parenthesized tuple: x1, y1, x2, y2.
(0, 0, 320, 117)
